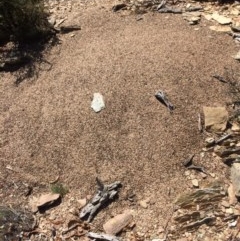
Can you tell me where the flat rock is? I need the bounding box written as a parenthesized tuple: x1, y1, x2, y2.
(182, 12, 201, 25)
(231, 163, 240, 197)
(103, 210, 133, 235)
(203, 106, 228, 132)
(203, 13, 212, 21)
(221, 200, 230, 208)
(209, 25, 231, 32)
(212, 12, 232, 25)
(91, 93, 105, 113)
(36, 193, 60, 208)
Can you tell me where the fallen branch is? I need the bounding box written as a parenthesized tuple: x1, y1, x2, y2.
(158, 7, 182, 13)
(87, 232, 120, 241)
(155, 90, 174, 111)
(80, 178, 122, 222)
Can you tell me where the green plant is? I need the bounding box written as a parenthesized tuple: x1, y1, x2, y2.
(50, 183, 69, 197)
(0, 0, 54, 43)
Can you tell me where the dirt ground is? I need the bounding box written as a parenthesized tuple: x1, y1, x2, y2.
(1, 0, 240, 239)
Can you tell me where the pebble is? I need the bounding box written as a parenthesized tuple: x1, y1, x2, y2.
(192, 179, 199, 188)
(184, 170, 190, 176)
(190, 174, 196, 180)
(200, 172, 207, 179)
(225, 208, 234, 214)
(205, 137, 215, 144)
(234, 208, 240, 215)
(221, 200, 230, 208)
(77, 198, 87, 208)
(158, 226, 164, 233)
(91, 93, 105, 113)
(69, 207, 78, 215)
(210, 173, 216, 178)
(229, 220, 237, 227)
(139, 200, 148, 209)
(48, 15, 56, 25)
(212, 12, 232, 25)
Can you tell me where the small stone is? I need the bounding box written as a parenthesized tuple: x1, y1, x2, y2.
(229, 220, 238, 227)
(86, 195, 92, 200)
(232, 122, 240, 131)
(234, 208, 240, 215)
(69, 207, 78, 215)
(192, 179, 199, 188)
(221, 200, 230, 208)
(182, 12, 201, 25)
(184, 170, 191, 176)
(212, 12, 232, 25)
(91, 93, 105, 113)
(48, 15, 56, 25)
(139, 200, 148, 208)
(158, 226, 164, 233)
(77, 198, 87, 209)
(210, 173, 216, 178)
(225, 208, 234, 214)
(205, 137, 215, 144)
(203, 13, 212, 21)
(200, 172, 207, 179)
(190, 174, 196, 180)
